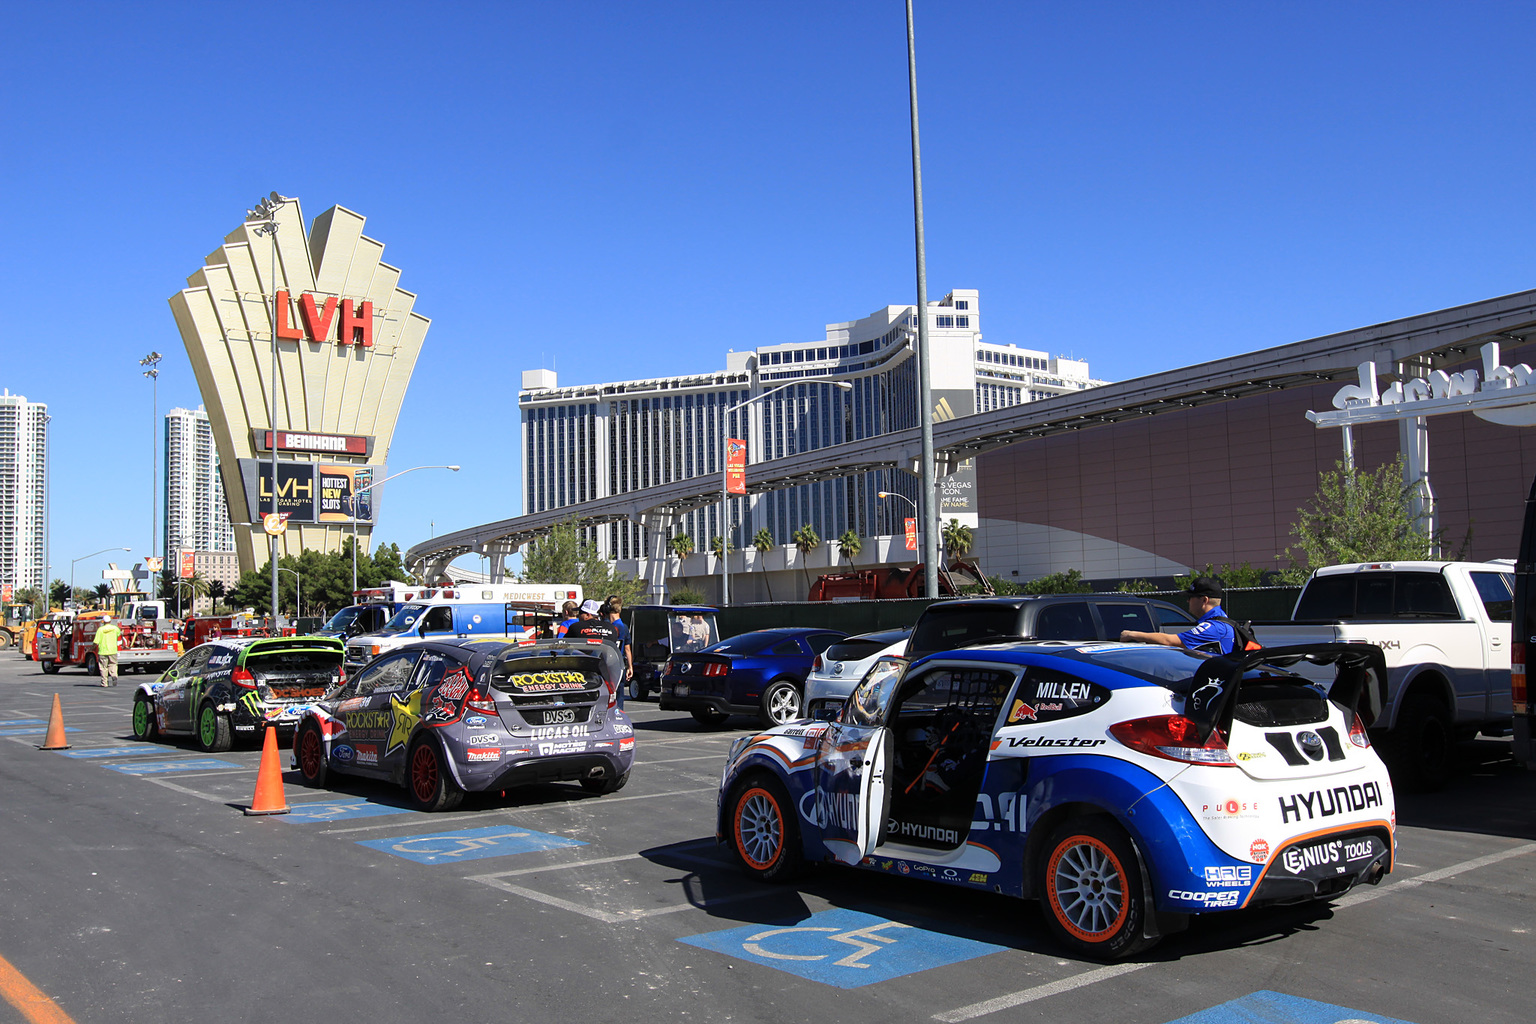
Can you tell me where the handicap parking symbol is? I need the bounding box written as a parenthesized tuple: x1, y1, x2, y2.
(678, 908, 1005, 988)
(1164, 991, 1415, 1024)
(276, 798, 415, 824)
(104, 758, 241, 775)
(0, 726, 78, 736)
(357, 825, 585, 865)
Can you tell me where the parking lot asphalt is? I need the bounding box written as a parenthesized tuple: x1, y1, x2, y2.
(1, 652, 1533, 1024)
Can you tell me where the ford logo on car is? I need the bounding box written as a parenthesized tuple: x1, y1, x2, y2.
(332, 744, 355, 763)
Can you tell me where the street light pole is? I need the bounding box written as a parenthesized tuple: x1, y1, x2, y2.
(139, 352, 161, 585)
(877, 491, 919, 567)
(346, 465, 461, 598)
(906, 0, 939, 600)
(246, 192, 291, 629)
(720, 380, 852, 606)
(71, 547, 131, 610)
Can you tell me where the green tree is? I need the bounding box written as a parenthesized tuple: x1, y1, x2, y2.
(14, 587, 42, 618)
(92, 583, 112, 604)
(1021, 568, 1093, 594)
(670, 586, 707, 605)
(753, 527, 776, 601)
(710, 535, 730, 561)
(1173, 562, 1271, 591)
(836, 529, 862, 566)
(520, 520, 646, 608)
(670, 533, 694, 559)
(207, 579, 227, 614)
(1282, 456, 1467, 581)
(791, 523, 821, 593)
(48, 579, 69, 609)
(942, 519, 974, 561)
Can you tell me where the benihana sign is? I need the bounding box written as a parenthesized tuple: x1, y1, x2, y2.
(274, 290, 374, 347)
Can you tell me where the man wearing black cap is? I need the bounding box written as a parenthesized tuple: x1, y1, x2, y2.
(565, 599, 620, 646)
(1119, 577, 1236, 655)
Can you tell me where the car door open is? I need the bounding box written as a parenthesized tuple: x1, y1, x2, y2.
(813, 657, 903, 864)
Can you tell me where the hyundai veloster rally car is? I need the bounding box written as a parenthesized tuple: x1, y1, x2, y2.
(293, 638, 634, 811)
(717, 642, 1395, 959)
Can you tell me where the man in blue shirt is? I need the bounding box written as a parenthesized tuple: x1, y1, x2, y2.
(1119, 577, 1235, 655)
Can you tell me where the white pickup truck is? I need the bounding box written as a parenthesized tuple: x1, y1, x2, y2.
(1251, 560, 1514, 789)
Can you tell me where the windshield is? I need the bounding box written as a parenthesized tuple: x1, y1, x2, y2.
(670, 612, 719, 652)
(323, 607, 363, 631)
(703, 631, 776, 655)
(377, 604, 427, 636)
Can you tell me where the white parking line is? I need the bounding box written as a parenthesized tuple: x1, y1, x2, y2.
(931, 840, 1536, 1022)
(465, 860, 773, 923)
(318, 785, 717, 835)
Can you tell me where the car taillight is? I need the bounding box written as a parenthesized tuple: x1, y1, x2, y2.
(812, 655, 823, 672)
(703, 662, 729, 677)
(1109, 715, 1235, 766)
(1348, 712, 1371, 749)
(662, 659, 673, 676)
(464, 683, 496, 714)
(232, 667, 256, 690)
(1513, 641, 1527, 715)
(606, 679, 618, 710)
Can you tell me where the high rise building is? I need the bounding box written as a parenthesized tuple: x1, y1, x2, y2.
(518, 290, 1105, 562)
(164, 406, 236, 558)
(0, 390, 48, 593)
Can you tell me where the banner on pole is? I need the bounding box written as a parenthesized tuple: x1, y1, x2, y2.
(179, 551, 195, 579)
(725, 438, 747, 496)
(904, 518, 918, 552)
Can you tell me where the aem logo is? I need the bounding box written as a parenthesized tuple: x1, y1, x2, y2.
(274, 289, 374, 347)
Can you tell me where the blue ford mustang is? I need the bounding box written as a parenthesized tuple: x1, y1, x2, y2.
(658, 627, 846, 728)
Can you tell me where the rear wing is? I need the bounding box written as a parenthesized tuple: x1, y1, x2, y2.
(1178, 643, 1389, 744)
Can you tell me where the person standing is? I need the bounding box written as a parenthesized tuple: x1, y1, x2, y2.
(554, 600, 579, 638)
(602, 595, 633, 708)
(94, 618, 123, 687)
(1119, 577, 1236, 655)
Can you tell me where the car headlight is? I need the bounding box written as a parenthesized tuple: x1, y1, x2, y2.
(726, 735, 751, 764)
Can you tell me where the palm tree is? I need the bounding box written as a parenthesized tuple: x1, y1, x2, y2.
(753, 527, 775, 601)
(836, 529, 862, 567)
(207, 579, 227, 614)
(670, 533, 694, 560)
(173, 571, 212, 616)
(791, 523, 821, 594)
(943, 518, 974, 564)
(710, 534, 730, 562)
(92, 583, 112, 604)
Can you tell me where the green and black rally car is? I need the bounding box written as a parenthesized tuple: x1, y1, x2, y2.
(130, 636, 346, 752)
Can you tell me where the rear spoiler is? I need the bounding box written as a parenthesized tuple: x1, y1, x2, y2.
(1180, 643, 1389, 743)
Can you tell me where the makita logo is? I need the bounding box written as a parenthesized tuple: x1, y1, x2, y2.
(1278, 781, 1384, 824)
(274, 290, 374, 347)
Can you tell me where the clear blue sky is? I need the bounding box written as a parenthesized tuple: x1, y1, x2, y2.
(4, 1, 1535, 587)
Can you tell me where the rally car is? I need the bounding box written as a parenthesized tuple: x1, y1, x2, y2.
(292, 638, 634, 811)
(130, 636, 346, 752)
(716, 641, 1395, 959)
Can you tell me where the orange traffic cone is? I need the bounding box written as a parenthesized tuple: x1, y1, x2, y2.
(243, 725, 289, 816)
(38, 693, 70, 750)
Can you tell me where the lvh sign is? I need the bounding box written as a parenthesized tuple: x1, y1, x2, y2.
(273, 290, 374, 347)
(1308, 341, 1536, 428)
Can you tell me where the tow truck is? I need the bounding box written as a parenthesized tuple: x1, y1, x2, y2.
(36, 611, 182, 675)
(1513, 475, 1536, 769)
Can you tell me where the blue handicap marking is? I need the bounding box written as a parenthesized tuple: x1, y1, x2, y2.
(1164, 991, 1416, 1024)
(357, 825, 585, 865)
(104, 758, 241, 775)
(0, 719, 45, 726)
(678, 908, 1006, 989)
(0, 726, 79, 736)
(277, 798, 416, 824)
(57, 746, 161, 758)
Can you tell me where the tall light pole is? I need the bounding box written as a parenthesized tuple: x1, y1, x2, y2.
(877, 491, 919, 567)
(72, 547, 131, 610)
(139, 351, 161, 589)
(346, 465, 460, 597)
(720, 380, 852, 606)
(906, 0, 939, 599)
(245, 192, 292, 628)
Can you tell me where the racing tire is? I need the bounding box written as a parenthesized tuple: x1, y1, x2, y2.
(0, 632, 10, 650)
(406, 738, 464, 812)
(83, 654, 98, 677)
(40, 659, 59, 675)
(294, 721, 328, 788)
(580, 768, 631, 795)
(691, 708, 731, 728)
(628, 676, 648, 701)
(195, 702, 232, 753)
(1036, 817, 1156, 961)
(759, 679, 803, 728)
(1389, 693, 1454, 792)
(131, 696, 158, 742)
(726, 774, 805, 883)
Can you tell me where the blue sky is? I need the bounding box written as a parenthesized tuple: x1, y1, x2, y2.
(4, 1, 1535, 587)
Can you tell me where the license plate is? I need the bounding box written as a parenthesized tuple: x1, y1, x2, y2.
(674, 684, 689, 697)
(538, 709, 576, 725)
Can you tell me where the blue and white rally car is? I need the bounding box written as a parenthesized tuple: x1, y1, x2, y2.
(717, 641, 1395, 959)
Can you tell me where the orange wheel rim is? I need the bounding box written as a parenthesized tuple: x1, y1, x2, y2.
(1046, 834, 1130, 942)
(734, 786, 784, 870)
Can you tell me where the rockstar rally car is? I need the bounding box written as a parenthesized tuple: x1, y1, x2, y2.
(717, 641, 1395, 959)
(292, 638, 635, 811)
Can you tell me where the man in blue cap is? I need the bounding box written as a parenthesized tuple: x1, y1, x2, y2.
(1119, 577, 1235, 655)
